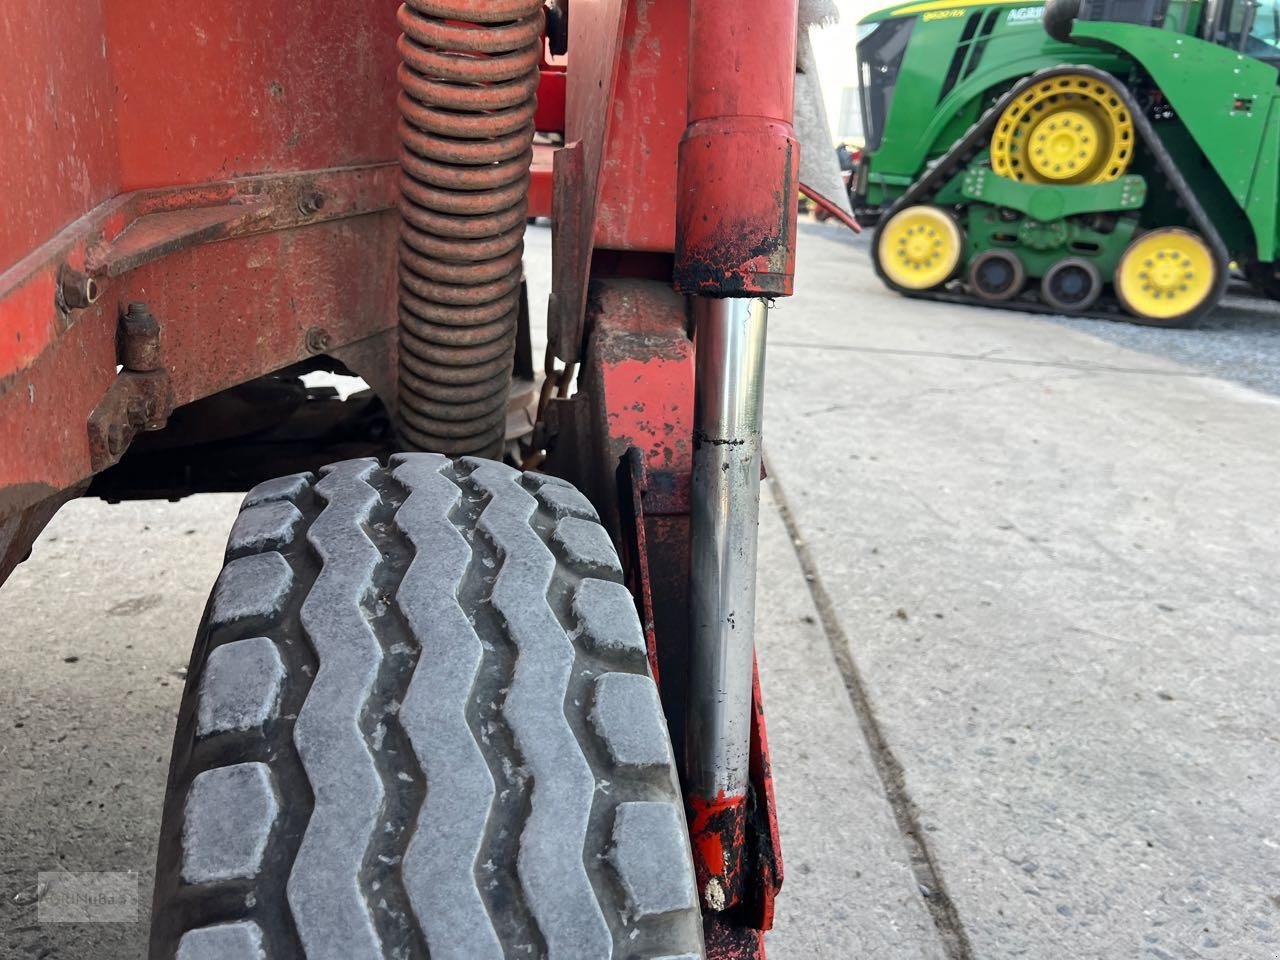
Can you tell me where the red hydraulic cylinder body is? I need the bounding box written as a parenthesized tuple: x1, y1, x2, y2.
(673, 0, 801, 297)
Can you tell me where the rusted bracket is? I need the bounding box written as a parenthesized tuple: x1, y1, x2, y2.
(87, 303, 173, 472)
(1, 163, 397, 390)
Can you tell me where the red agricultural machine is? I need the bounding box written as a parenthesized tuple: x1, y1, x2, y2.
(1, 2, 843, 957)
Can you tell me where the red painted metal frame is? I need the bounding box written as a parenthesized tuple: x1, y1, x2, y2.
(4, 2, 793, 953)
(548, 0, 632, 361)
(0, 166, 399, 535)
(1, 1, 401, 274)
(1, 0, 405, 576)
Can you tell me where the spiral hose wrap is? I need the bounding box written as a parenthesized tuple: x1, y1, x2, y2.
(396, 0, 544, 456)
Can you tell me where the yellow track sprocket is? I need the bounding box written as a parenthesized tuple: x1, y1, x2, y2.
(990, 74, 1135, 185)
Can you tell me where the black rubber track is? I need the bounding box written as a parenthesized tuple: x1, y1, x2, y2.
(872, 64, 1231, 328)
(149, 455, 704, 960)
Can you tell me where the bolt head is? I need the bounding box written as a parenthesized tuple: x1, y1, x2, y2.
(305, 327, 330, 354)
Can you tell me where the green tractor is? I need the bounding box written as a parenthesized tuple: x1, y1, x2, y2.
(852, 0, 1280, 324)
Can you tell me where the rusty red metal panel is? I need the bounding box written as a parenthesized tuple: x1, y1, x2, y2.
(2, 1, 401, 277)
(1, 166, 396, 384)
(548, 0, 631, 361)
(105, 1, 401, 191)
(0, 168, 398, 528)
(0, 1, 120, 274)
(593, 0, 688, 253)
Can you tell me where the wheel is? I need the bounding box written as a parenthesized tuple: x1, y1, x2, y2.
(876, 205, 964, 291)
(989, 73, 1134, 185)
(149, 456, 705, 960)
(1040, 257, 1103, 313)
(967, 249, 1025, 302)
(1114, 227, 1218, 325)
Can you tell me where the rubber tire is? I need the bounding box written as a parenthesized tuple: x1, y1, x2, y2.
(966, 250, 1025, 303)
(149, 455, 705, 960)
(1040, 257, 1103, 314)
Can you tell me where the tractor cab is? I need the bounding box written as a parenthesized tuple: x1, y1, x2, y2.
(1205, 0, 1280, 60)
(1053, 0, 1280, 61)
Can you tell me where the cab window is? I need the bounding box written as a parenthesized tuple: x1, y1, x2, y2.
(1211, 0, 1280, 58)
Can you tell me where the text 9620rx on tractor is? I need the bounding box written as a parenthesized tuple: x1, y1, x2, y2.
(0, 1, 851, 957)
(852, 0, 1280, 325)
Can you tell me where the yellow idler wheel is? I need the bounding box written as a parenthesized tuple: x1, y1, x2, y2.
(877, 205, 964, 291)
(1114, 228, 1217, 324)
(990, 74, 1134, 185)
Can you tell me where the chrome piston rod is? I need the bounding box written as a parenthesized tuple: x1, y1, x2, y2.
(686, 296, 768, 802)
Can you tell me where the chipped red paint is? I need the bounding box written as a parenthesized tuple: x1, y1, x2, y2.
(673, 0, 800, 297)
(689, 791, 750, 909)
(675, 119, 800, 296)
(750, 661, 785, 931)
(550, 278, 694, 493)
(601, 356, 694, 470)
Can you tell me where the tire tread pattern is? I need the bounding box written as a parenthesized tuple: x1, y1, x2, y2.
(150, 456, 703, 960)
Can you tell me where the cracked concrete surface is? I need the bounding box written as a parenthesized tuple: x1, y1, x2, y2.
(1, 222, 1278, 958)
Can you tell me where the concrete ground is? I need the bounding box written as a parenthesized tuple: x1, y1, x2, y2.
(2, 221, 1279, 959)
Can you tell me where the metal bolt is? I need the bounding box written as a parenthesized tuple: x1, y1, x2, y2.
(59, 268, 100, 310)
(120, 303, 163, 371)
(305, 326, 331, 354)
(298, 191, 326, 216)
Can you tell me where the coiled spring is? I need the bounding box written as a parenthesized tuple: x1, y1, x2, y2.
(396, 0, 544, 456)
